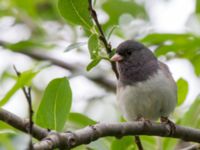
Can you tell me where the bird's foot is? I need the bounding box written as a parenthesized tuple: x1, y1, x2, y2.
(160, 116, 176, 135)
(136, 117, 152, 128)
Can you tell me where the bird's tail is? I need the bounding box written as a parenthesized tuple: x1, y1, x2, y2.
(134, 136, 143, 150)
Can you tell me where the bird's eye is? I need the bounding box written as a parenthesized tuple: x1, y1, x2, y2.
(126, 50, 132, 55)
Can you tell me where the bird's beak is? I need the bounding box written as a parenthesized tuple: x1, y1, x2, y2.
(110, 53, 123, 62)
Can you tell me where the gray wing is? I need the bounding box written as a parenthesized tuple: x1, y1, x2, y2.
(159, 61, 174, 80)
(158, 61, 177, 94)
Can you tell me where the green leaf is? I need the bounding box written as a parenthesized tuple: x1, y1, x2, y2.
(89, 138, 111, 150)
(10, 0, 60, 20)
(111, 136, 135, 150)
(154, 45, 177, 57)
(0, 70, 38, 106)
(141, 33, 191, 44)
(58, 0, 93, 29)
(109, 49, 116, 58)
(162, 138, 178, 150)
(6, 41, 35, 51)
(154, 41, 199, 58)
(180, 96, 200, 128)
(35, 77, 72, 131)
(65, 42, 86, 52)
(5, 40, 51, 52)
(0, 134, 15, 150)
(191, 54, 200, 76)
(196, 0, 200, 14)
(88, 34, 99, 59)
(102, 0, 147, 29)
(68, 112, 96, 127)
(71, 145, 89, 150)
(140, 136, 156, 150)
(0, 130, 16, 135)
(177, 78, 188, 106)
(0, 121, 15, 131)
(12, 0, 37, 17)
(141, 33, 200, 58)
(86, 57, 101, 71)
(106, 25, 119, 40)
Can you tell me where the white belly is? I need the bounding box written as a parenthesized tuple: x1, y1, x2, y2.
(117, 70, 177, 121)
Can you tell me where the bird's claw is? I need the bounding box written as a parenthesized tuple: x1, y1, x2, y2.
(136, 117, 152, 128)
(160, 116, 176, 135)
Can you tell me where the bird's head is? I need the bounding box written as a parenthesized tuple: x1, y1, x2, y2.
(111, 40, 145, 63)
(110, 40, 158, 83)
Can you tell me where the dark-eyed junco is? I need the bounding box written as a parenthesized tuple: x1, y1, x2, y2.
(111, 40, 177, 124)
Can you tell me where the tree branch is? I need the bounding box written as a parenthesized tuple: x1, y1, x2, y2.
(182, 144, 200, 150)
(20, 51, 78, 72)
(34, 122, 200, 150)
(0, 108, 48, 140)
(0, 108, 200, 149)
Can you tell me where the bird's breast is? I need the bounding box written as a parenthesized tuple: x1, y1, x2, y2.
(117, 69, 177, 121)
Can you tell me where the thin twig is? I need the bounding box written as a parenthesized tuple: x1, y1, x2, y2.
(13, 66, 34, 150)
(88, 0, 119, 78)
(135, 136, 143, 150)
(27, 87, 34, 149)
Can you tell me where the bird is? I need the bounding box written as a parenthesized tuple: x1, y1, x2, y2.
(111, 40, 177, 128)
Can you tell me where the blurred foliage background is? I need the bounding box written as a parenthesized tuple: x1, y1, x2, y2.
(0, 0, 200, 149)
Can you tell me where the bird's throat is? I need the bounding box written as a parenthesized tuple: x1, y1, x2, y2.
(117, 60, 159, 85)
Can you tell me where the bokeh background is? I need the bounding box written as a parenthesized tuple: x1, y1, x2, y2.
(0, 0, 200, 149)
